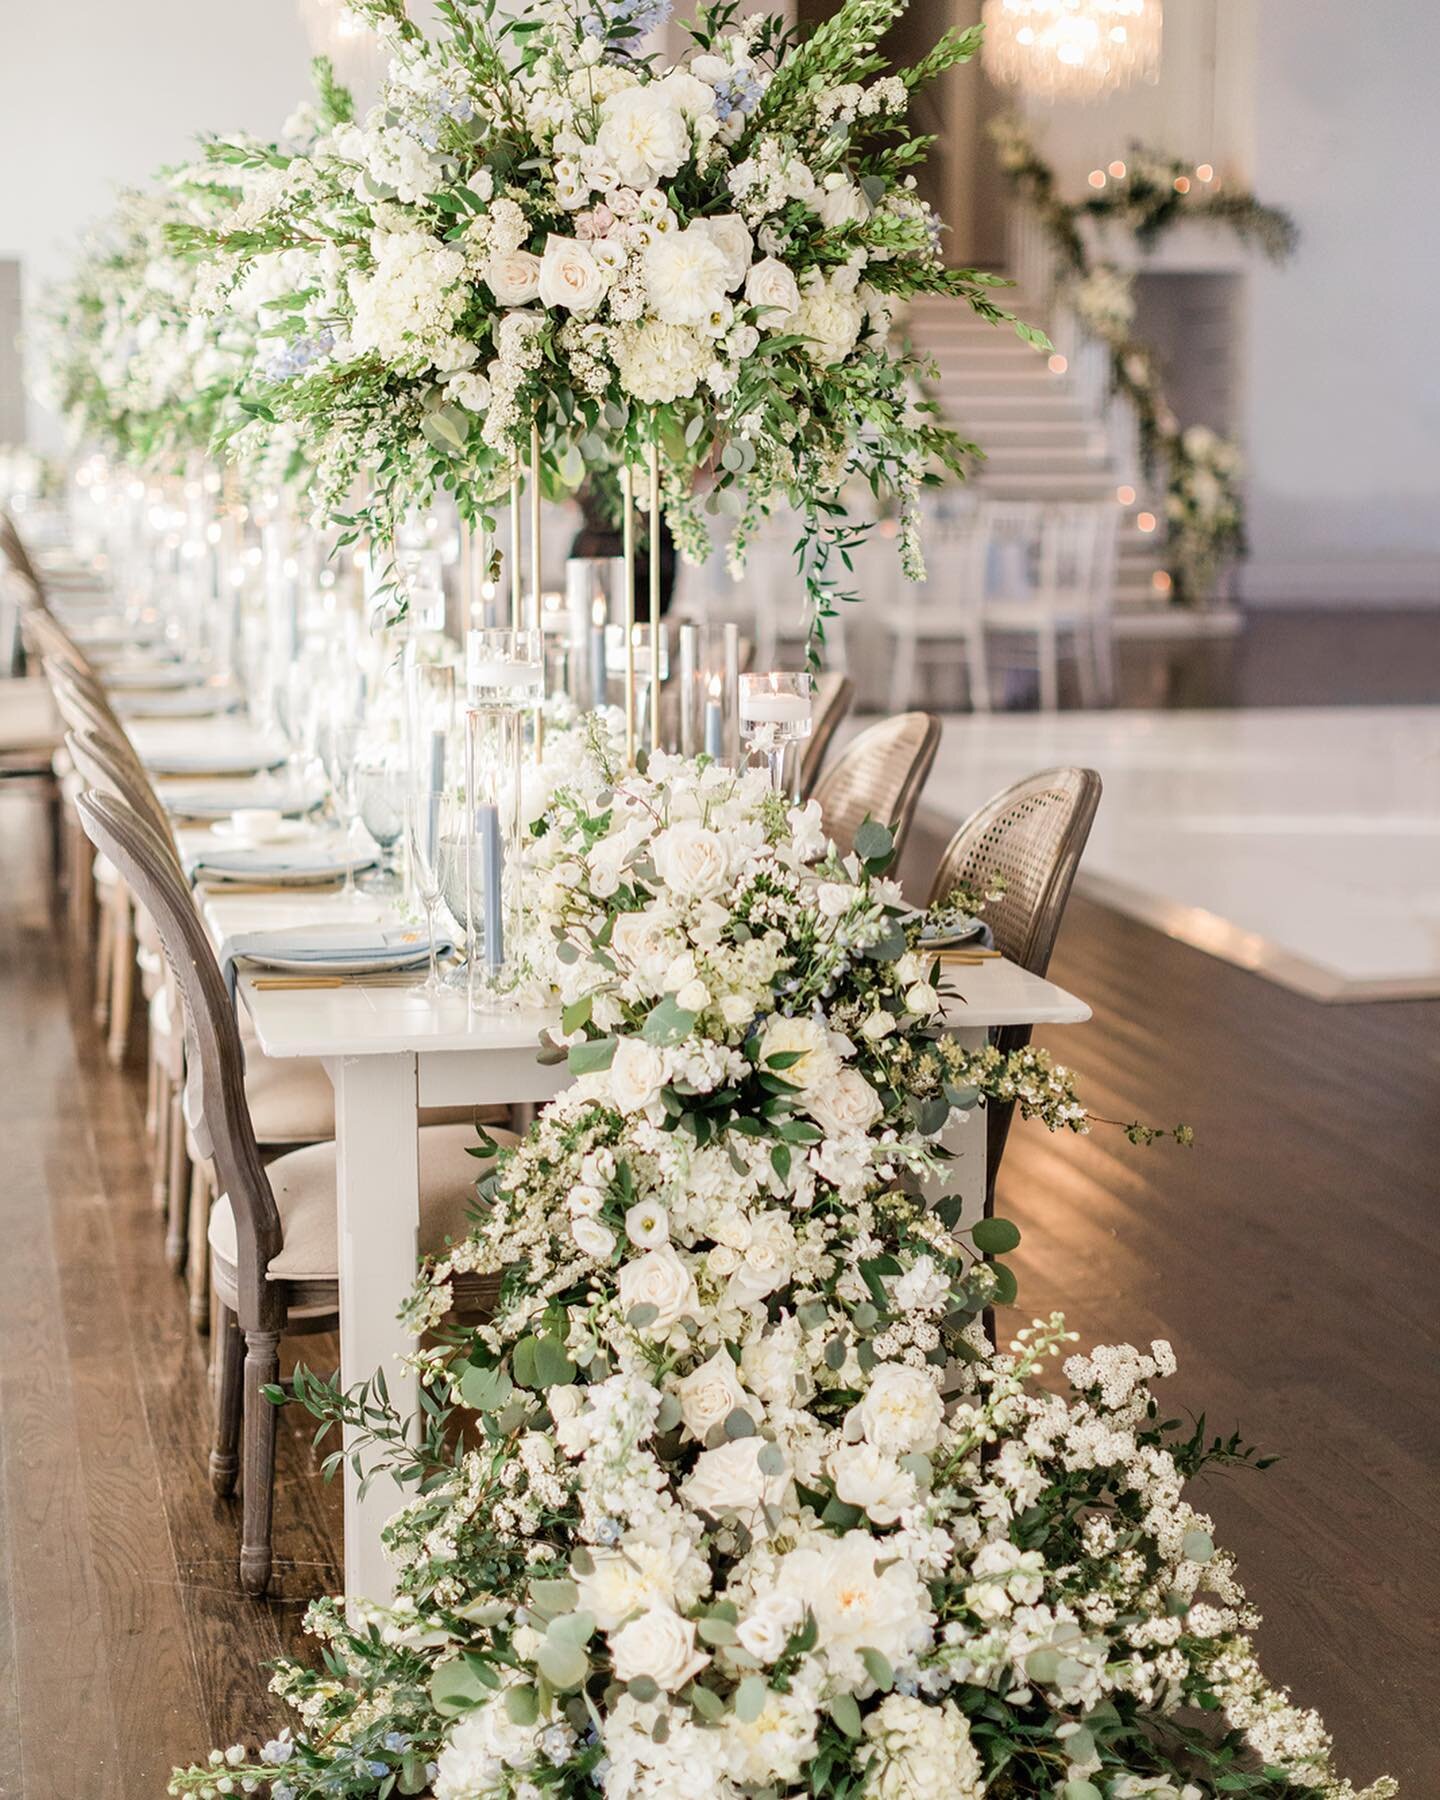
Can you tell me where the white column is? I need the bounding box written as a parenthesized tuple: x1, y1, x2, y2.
(331, 1050, 420, 1608)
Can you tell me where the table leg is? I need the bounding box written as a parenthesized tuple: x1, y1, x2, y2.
(331, 1051, 419, 1609)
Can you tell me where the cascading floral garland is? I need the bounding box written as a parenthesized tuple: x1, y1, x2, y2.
(166, 734, 1393, 1800)
(989, 115, 1298, 608)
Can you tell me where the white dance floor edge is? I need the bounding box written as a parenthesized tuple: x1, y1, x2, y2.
(913, 707, 1440, 1003)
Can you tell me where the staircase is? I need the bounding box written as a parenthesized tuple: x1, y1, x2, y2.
(904, 293, 1174, 616)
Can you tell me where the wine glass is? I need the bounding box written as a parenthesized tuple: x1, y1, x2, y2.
(405, 779, 453, 997)
(322, 718, 367, 903)
(739, 672, 813, 798)
(357, 756, 407, 895)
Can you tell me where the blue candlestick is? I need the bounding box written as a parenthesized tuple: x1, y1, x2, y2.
(476, 802, 504, 971)
(704, 698, 723, 761)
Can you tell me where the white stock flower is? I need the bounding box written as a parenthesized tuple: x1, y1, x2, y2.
(538, 234, 607, 312)
(829, 1441, 917, 1525)
(682, 1436, 788, 1521)
(744, 255, 801, 323)
(644, 223, 731, 328)
(674, 1348, 750, 1441)
(653, 821, 730, 899)
(597, 87, 690, 188)
(485, 249, 542, 306)
(608, 1036, 667, 1115)
(854, 1363, 945, 1455)
(609, 1605, 708, 1691)
(618, 1243, 700, 1331)
(863, 1695, 985, 1800)
(805, 1067, 884, 1139)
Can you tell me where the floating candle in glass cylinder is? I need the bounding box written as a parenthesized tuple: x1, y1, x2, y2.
(739, 671, 813, 797)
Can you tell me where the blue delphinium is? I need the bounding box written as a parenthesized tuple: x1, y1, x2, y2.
(260, 328, 335, 383)
(712, 67, 764, 122)
(581, 0, 673, 42)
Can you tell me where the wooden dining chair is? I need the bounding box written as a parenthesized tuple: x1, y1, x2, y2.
(927, 767, 1102, 1206)
(798, 671, 855, 799)
(812, 711, 941, 859)
(75, 789, 516, 1594)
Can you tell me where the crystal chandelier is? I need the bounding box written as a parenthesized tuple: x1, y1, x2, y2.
(296, 0, 388, 94)
(981, 0, 1163, 103)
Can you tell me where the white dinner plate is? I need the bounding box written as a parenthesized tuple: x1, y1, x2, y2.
(207, 818, 311, 847)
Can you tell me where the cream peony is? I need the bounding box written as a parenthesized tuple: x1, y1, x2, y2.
(674, 1347, 751, 1441)
(538, 234, 607, 312)
(608, 1036, 667, 1115)
(756, 1014, 837, 1091)
(722, 1682, 821, 1786)
(744, 255, 801, 323)
(805, 1067, 884, 1139)
(617, 1243, 699, 1331)
(855, 1362, 945, 1456)
(576, 1531, 702, 1631)
(863, 1695, 985, 1800)
(829, 1441, 917, 1526)
(644, 223, 731, 328)
(682, 1436, 788, 1520)
(652, 821, 730, 899)
(608, 1605, 708, 1691)
(776, 1531, 933, 1684)
(597, 87, 690, 188)
(484, 248, 541, 306)
(695, 213, 753, 290)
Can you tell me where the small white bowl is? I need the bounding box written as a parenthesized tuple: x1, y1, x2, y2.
(226, 807, 284, 844)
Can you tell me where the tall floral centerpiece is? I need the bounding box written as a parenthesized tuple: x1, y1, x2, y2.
(173, 0, 1045, 647)
(168, 738, 1392, 1800)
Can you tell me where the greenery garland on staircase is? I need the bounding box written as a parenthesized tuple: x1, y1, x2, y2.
(989, 116, 1298, 607)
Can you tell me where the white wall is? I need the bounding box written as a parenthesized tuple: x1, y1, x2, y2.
(1, 0, 316, 443)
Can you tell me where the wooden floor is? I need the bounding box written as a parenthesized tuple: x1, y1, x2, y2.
(3, 630, 1438, 1791)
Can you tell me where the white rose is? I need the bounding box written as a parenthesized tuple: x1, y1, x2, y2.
(719, 992, 754, 1028)
(485, 249, 541, 306)
(904, 981, 940, 1017)
(805, 1067, 884, 1139)
(618, 1244, 699, 1331)
(726, 1210, 797, 1308)
(609, 1606, 708, 1691)
(734, 1591, 805, 1663)
(608, 1036, 667, 1115)
(740, 1322, 801, 1408)
(611, 907, 674, 988)
(653, 821, 730, 899)
(572, 1215, 616, 1260)
(675, 977, 710, 1014)
(860, 1009, 897, 1042)
(674, 1348, 751, 1441)
(597, 87, 690, 188)
(829, 1441, 917, 1526)
(756, 1015, 837, 1091)
(682, 1436, 789, 1521)
(744, 256, 801, 323)
(625, 1200, 670, 1248)
(444, 371, 492, 411)
(855, 1363, 944, 1456)
(816, 882, 853, 919)
(695, 213, 753, 290)
(644, 222, 731, 329)
(538, 234, 607, 312)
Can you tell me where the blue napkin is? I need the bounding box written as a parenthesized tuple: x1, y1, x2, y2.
(186, 841, 377, 882)
(218, 922, 452, 1001)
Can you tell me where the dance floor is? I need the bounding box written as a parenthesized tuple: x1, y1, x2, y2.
(916, 706, 1440, 1001)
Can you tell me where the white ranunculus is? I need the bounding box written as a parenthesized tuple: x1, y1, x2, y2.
(608, 1036, 667, 1115)
(485, 249, 541, 306)
(572, 1214, 616, 1260)
(644, 222, 731, 329)
(674, 1348, 751, 1441)
(734, 1590, 805, 1663)
(855, 1362, 945, 1456)
(756, 1014, 837, 1091)
(538, 234, 607, 313)
(744, 256, 801, 324)
(617, 1244, 700, 1331)
(625, 1199, 670, 1248)
(597, 87, 690, 188)
(608, 1605, 708, 1691)
(829, 1441, 917, 1526)
(653, 821, 730, 899)
(695, 213, 753, 290)
(805, 1067, 884, 1139)
(682, 1435, 788, 1520)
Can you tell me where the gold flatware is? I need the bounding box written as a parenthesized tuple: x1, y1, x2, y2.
(199, 881, 344, 896)
(936, 946, 1002, 960)
(249, 972, 428, 991)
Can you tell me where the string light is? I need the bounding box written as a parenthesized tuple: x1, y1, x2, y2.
(1108, 160, 1128, 179)
(1116, 484, 1136, 505)
(1173, 175, 1190, 193)
(982, 1, 1163, 103)
(1047, 353, 1068, 374)
(1088, 170, 1107, 188)
(1137, 511, 1157, 533)
(1152, 570, 1173, 593)
(1196, 163, 1214, 182)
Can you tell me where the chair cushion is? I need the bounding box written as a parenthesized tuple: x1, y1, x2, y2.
(245, 1052, 337, 1146)
(208, 1122, 518, 1281)
(0, 679, 58, 752)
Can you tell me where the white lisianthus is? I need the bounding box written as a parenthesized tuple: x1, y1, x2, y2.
(652, 821, 730, 898)
(609, 1605, 708, 1691)
(863, 1695, 985, 1800)
(644, 223, 731, 329)
(674, 1348, 752, 1441)
(805, 1067, 884, 1139)
(682, 1436, 788, 1521)
(744, 255, 801, 323)
(572, 1215, 617, 1260)
(757, 1014, 837, 1090)
(854, 1362, 945, 1456)
(618, 1244, 700, 1331)
(484, 249, 541, 306)
(609, 1036, 667, 1115)
(444, 371, 491, 411)
(695, 213, 753, 290)
(597, 87, 690, 188)
(829, 1441, 917, 1525)
(624, 1199, 670, 1248)
(734, 1590, 805, 1663)
(538, 234, 607, 312)
(614, 320, 710, 403)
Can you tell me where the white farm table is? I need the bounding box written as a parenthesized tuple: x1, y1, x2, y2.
(197, 881, 1090, 1605)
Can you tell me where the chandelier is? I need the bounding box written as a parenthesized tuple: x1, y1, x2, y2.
(296, 0, 388, 95)
(981, 0, 1163, 103)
